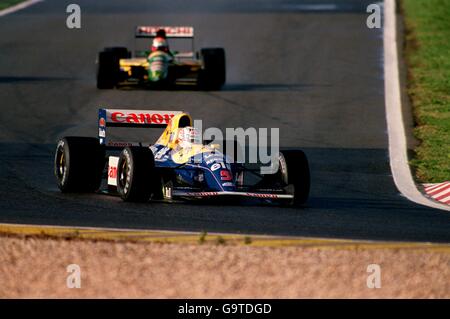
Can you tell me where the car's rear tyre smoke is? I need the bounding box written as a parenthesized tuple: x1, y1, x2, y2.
(97, 47, 130, 89)
(116, 147, 157, 202)
(198, 48, 226, 90)
(54, 137, 105, 192)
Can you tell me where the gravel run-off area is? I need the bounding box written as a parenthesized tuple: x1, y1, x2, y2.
(0, 236, 449, 298)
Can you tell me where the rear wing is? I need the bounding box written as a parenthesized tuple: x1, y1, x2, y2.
(98, 108, 182, 145)
(135, 26, 194, 38)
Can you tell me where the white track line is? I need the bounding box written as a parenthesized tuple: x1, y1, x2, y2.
(0, 0, 43, 17)
(383, 0, 450, 211)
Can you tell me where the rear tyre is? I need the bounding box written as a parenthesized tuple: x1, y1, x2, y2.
(116, 147, 158, 202)
(96, 47, 130, 89)
(198, 48, 226, 90)
(54, 137, 105, 192)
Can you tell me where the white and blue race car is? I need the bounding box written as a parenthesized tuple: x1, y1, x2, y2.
(54, 109, 310, 206)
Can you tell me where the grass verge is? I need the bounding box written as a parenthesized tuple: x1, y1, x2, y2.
(402, 0, 450, 183)
(0, 0, 27, 11)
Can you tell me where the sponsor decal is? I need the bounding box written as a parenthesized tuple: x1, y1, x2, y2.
(188, 192, 219, 197)
(206, 155, 225, 165)
(211, 162, 227, 171)
(110, 111, 175, 125)
(109, 166, 117, 179)
(246, 193, 279, 199)
(137, 26, 193, 37)
(220, 170, 232, 181)
(106, 141, 133, 147)
(222, 182, 234, 187)
(107, 157, 119, 186)
(154, 146, 170, 161)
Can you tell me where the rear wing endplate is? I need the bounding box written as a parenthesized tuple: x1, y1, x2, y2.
(98, 108, 182, 145)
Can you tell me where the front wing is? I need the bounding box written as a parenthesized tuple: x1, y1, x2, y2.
(172, 190, 293, 200)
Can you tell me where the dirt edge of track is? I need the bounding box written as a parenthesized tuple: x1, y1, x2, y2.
(1, 232, 449, 298)
(1, 223, 450, 251)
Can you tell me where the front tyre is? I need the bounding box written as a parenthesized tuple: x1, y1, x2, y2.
(96, 47, 130, 89)
(277, 150, 310, 206)
(54, 137, 105, 192)
(198, 48, 226, 90)
(116, 147, 156, 202)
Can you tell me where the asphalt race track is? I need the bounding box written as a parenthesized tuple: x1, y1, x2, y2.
(1, 0, 449, 243)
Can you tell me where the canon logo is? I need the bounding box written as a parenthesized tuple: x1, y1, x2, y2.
(110, 112, 175, 124)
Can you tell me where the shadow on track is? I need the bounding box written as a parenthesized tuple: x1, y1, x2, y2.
(104, 83, 331, 92)
(0, 76, 75, 83)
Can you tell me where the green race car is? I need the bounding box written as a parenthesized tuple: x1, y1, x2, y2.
(96, 26, 226, 90)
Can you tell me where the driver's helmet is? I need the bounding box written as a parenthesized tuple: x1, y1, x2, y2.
(151, 37, 169, 52)
(177, 126, 202, 148)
